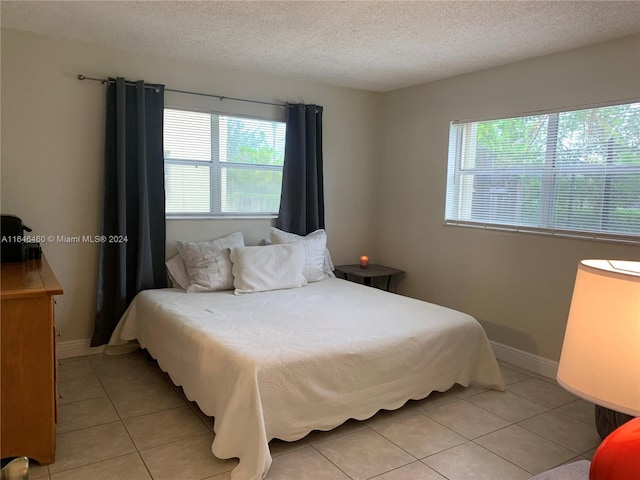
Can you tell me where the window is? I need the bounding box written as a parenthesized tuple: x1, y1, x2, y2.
(164, 109, 286, 216)
(445, 102, 640, 242)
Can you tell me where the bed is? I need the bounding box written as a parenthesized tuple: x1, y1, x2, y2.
(110, 276, 504, 480)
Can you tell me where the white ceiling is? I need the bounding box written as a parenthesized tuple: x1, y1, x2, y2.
(2, 1, 639, 92)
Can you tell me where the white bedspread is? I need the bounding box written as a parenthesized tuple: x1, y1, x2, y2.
(110, 278, 504, 480)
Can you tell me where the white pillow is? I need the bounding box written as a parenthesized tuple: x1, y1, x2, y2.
(269, 227, 335, 282)
(230, 243, 307, 294)
(165, 254, 190, 290)
(177, 232, 245, 292)
(324, 248, 335, 275)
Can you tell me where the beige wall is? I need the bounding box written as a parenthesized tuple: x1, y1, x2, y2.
(1, 29, 381, 343)
(377, 35, 640, 361)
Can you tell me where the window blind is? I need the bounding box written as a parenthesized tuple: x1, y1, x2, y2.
(445, 102, 640, 242)
(164, 109, 286, 216)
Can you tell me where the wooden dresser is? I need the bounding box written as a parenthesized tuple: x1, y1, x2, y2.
(1, 257, 63, 464)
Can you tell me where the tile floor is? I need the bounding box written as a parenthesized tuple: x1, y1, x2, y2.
(24, 351, 600, 480)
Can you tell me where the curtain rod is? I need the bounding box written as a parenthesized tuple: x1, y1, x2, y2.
(77, 74, 286, 108)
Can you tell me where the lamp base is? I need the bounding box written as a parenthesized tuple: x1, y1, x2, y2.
(595, 405, 634, 440)
(590, 417, 640, 480)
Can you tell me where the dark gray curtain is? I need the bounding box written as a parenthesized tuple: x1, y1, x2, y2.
(91, 77, 167, 346)
(276, 103, 324, 236)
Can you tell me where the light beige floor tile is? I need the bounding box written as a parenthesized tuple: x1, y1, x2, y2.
(371, 461, 446, 480)
(49, 453, 151, 480)
(57, 356, 96, 383)
(91, 351, 171, 393)
(155, 368, 178, 386)
(400, 397, 440, 411)
(171, 383, 192, 403)
(269, 437, 310, 457)
(413, 391, 461, 414)
(582, 447, 598, 460)
(534, 374, 564, 386)
(475, 424, 577, 474)
(88, 350, 150, 375)
(124, 405, 210, 451)
(187, 401, 216, 431)
(57, 375, 106, 405)
(467, 390, 549, 422)
(49, 354, 601, 480)
(422, 442, 530, 480)
(563, 455, 593, 466)
(203, 472, 231, 480)
(518, 411, 601, 454)
(140, 433, 237, 480)
(508, 378, 577, 408)
(314, 428, 414, 480)
(553, 399, 595, 425)
(370, 413, 466, 458)
(449, 382, 490, 398)
(29, 461, 49, 479)
(109, 380, 186, 419)
(57, 396, 119, 434)
(366, 402, 423, 427)
(423, 399, 510, 439)
(49, 422, 136, 474)
(98, 365, 169, 396)
(306, 418, 368, 445)
(497, 361, 535, 377)
(498, 365, 532, 385)
(264, 446, 349, 480)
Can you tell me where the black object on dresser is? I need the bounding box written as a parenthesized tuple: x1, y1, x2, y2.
(1, 215, 32, 263)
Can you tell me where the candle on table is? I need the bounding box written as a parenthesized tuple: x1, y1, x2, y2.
(360, 255, 369, 268)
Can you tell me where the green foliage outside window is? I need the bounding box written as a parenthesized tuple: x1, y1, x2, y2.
(221, 117, 285, 214)
(449, 103, 640, 237)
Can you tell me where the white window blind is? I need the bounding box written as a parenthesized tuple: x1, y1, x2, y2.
(445, 102, 640, 242)
(164, 108, 286, 216)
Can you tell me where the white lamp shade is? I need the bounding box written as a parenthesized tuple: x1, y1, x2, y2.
(557, 260, 640, 417)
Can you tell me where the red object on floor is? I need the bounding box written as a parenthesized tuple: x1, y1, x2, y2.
(590, 417, 640, 480)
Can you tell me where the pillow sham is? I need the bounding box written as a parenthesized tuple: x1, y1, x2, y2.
(269, 227, 335, 282)
(177, 232, 245, 292)
(230, 243, 307, 294)
(165, 254, 190, 290)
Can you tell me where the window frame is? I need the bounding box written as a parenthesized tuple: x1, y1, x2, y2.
(444, 100, 640, 245)
(163, 107, 285, 219)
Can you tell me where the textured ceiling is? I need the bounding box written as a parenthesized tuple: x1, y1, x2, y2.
(2, 1, 639, 92)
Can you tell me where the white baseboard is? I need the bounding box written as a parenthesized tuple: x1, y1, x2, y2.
(56, 338, 105, 359)
(490, 340, 558, 379)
